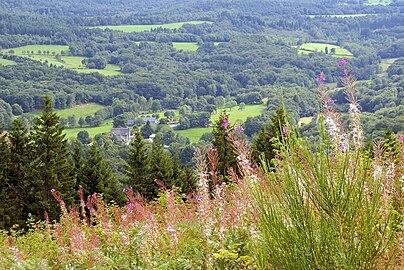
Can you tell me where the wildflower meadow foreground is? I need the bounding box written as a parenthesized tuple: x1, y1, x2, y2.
(0, 63, 403, 269)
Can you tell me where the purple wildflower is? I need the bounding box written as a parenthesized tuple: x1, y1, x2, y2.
(127, 202, 135, 209)
(338, 145, 346, 152)
(315, 74, 325, 83)
(50, 188, 56, 193)
(338, 58, 348, 67)
(234, 125, 244, 132)
(221, 118, 230, 128)
(282, 126, 289, 134)
(196, 195, 204, 200)
(398, 134, 404, 142)
(326, 98, 334, 105)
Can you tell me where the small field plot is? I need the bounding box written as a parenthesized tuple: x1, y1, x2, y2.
(0, 58, 16, 66)
(29, 103, 106, 118)
(211, 104, 267, 124)
(172, 42, 199, 51)
(175, 127, 213, 143)
(64, 120, 113, 139)
(1, 45, 121, 76)
(365, 0, 391, 5)
(296, 43, 353, 58)
(91, 21, 213, 32)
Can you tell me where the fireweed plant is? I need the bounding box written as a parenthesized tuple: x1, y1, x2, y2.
(0, 59, 402, 269)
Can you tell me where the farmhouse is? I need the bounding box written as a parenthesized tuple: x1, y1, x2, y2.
(110, 128, 131, 144)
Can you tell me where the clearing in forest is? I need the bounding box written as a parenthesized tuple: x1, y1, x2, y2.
(90, 21, 213, 32)
(296, 43, 353, 58)
(1, 45, 121, 76)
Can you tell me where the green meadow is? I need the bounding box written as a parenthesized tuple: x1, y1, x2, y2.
(29, 103, 106, 119)
(0, 58, 16, 66)
(175, 104, 267, 142)
(63, 120, 113, 139)
(296, 43, 353, 58)
(135, 41, 224, 51)
(1, 45, 121, 76)
(298, 116, 313, 126)
(365, 0, 391, 5)
(175, 127, 213, 143)
(91, 21, 213, 32)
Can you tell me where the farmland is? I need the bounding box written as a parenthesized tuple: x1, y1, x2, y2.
(0, 58, 16, 66)
(135, 41, 225, 51)
(365, 0, 391, 5)
(296, 43, 354, 58)
(175, 127, 213, 143)
(28, 103, 106, 118)
(1, 45, 121, 76)
(306, 14, 377, 18)
(90, 21, 213, 32)
(63, 120, 113, 138)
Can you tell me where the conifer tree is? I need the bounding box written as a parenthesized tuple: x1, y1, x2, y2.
(6, 119, 32, 227)
(252, 107, 289, 166)
(80, 142, 123, 204)
(30, 96, 76, 221)
(125, 131, 153, 198)
(0, 129, 10, 228)
(212, 112, 238, 181)
(148, 135, 173, 196)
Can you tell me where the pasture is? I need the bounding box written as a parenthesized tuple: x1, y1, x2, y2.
(0, 58, 16, 66)
(135, 41, 224, 51)
(91, 21, 213, 32)
(63, 120, 113, 139)
(175, 127, 213, 143)
(296, 43, 353, 58)
(365, 0, 391, 5)
(29, 103, 106, 118)
(1, 45, 121, 76)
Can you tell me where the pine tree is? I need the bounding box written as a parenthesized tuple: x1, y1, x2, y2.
(80, 142, 123, 204)
(30, 96, 76, 221)
(125, 131, 154, 199)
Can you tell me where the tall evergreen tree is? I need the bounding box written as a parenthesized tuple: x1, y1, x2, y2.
(252, 107, 289, 166)
(6, 119, 32, 227)
(125, 131, 153, 198)
(0, 129, 10, 228)
(30, 96, 76, 221)
(80, 142, 123, 204)
(149, 135, 173, 193)
(212, 112, 238, 182)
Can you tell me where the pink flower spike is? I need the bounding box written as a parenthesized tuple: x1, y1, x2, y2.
(50, 188, 56, 193)
(338, 145, 346, 152)
(338, 58, 348, 67)
(282, 126, 289, 134)
(315, 74, 325, 83)
(398, 134, 404, 142)
(221, 118, 230, 128)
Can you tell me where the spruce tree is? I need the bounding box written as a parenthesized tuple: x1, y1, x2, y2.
(0, 129, 10, 228)
(6, 119, 32, 227)
(30, 96, 76, 221)
(125, 131, 153, 198)
(149, 135, 173, 193)
(212, 112, 238, 181)
(80, 142, 123, 204)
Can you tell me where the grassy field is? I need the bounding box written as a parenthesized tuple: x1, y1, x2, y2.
(175, 104, 267, 142)
(211, 104, 267, 123)
(1, 45, 121, 76)
(0, 58, 16, 66)
(296, 43, 353, 58)
(63, 120, 113, 139)
(365, 0, 391, 5)
(298, 116, 313, 126)
(135, 41, 224, 51)
(175, 127, 213, 143)
(91, 21, 213, 32)
(29, 103, 106, 118)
